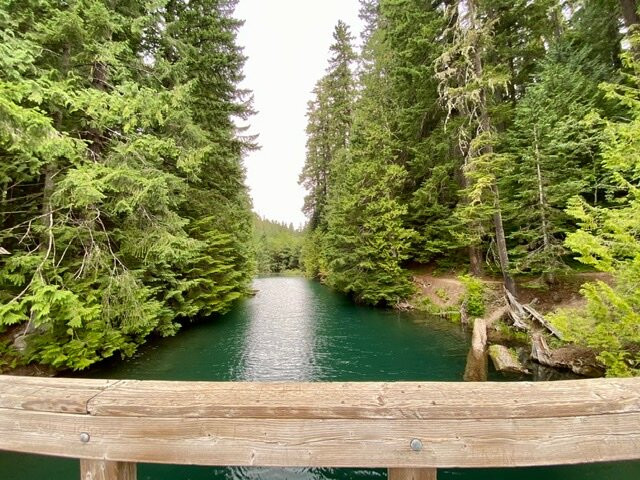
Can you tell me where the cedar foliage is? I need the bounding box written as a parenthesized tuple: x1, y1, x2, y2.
(299, 0, 640, 373)
(0, 0, 254, 370)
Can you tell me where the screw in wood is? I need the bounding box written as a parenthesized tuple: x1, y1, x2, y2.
(79, 432, 91, 443)
(410, 438, 423, 451)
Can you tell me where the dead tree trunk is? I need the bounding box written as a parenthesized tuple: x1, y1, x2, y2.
(533, 127, 555, 284)
(468, 0, 517, 297)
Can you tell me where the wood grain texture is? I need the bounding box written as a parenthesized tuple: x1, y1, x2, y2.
(1, 408, 640, 467)
(80, 459, 136, 480)
(84, 379, 640, 420)
(0, 376, 117, 414)
(388, 468, 437, 480)
(1, 376, 640, 468)
(463, 318, 487, 382)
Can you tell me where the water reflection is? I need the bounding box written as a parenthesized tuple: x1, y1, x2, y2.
(1, 277, 638, 480)
(240, 277, 318, 380)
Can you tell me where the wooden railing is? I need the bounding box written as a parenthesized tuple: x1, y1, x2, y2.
(1, 376, 640, 480)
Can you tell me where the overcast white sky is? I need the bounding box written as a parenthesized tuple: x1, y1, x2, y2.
(235, 0, 364, 228)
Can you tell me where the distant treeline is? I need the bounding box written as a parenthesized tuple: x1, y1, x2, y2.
(254, 216, 302, 274)
(299, 0, 640, 376)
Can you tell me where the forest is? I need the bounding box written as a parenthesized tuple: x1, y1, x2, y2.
(0, 0, 639, 378)
(299, 0, 640, 376)
(253, 216, 302, 274)
(0, 0, 255, 370)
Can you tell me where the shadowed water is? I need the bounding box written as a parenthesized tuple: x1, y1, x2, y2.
(1, 277, 638, 479)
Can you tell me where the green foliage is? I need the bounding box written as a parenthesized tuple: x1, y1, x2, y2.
(253, 216, 302, 274)
(549, 44, 640, 376)
(300, 229, 327, 279)
(0, 0, 254, 370)
(459, 274, 486, 318)
(324, 153, 416, 305)
(415, 297, 452, 318)
(493, 320, 530, 345)
(0, 339, 20, 371)
(501, 43, 610, 277)
(435, 288, 449, 302)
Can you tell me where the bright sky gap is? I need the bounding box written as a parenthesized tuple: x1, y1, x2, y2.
(235, 0, 364, 227)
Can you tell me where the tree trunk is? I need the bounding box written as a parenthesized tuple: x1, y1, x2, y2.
(492, 197, 516, 296)
(39, 42, 70, 255)
(620, 0, 640, 29)
(468, 0, 517, 297)
(533, 128, 556, 284)
(462, 154, 484, 276)
(534, 131, 551, 249)
(469, 245, 483, 276)
(1, 182, 7, 231)
(88, 60, 109, 160)
(551, 5, 564, 40)
(40, 164, 55, 252)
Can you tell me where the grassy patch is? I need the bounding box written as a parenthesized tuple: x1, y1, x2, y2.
(459, 274, 486, 317)
(414, 297, 461, 323)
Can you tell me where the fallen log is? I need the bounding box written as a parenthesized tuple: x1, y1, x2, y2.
(523, 303, 563, 340)
(504, 287, 529, 331)
(488, 344, 531, 375)
(464, 318, 488, 382)
(531, 333, 604, 377)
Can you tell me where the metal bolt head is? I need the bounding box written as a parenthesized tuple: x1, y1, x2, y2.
(410, 438, 423, 451)
(79, 432, 91, 443)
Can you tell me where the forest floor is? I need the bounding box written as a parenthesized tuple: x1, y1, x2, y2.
(409, 264, 612, 316)
(408, 265, 613, 378)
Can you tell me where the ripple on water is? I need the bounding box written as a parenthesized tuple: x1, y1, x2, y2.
(0, 277, 638, 480)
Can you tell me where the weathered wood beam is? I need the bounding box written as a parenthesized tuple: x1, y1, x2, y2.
(81, 459, 136, 480)
(2, 377, 640, 420)
(0, 376, 639, 469)
(389, 468, 437, 480)
(2, 407, 640, 467)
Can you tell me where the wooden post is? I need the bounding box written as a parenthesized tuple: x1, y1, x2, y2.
(388, 468, 437, 480)
(80, 460, 136, 480)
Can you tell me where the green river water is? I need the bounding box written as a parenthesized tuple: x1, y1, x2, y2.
(1, 276, 639, 479)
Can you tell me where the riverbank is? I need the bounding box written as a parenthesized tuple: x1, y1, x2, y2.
(0, 269, 610, 378)
(405, 266, 611, 378)
(2, 276, 639, 480)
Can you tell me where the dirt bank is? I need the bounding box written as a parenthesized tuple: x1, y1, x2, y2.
(407, 266, 612, 378)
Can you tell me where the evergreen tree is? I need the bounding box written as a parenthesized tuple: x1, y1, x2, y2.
(550, 47, 640, 376)
(299, 21, 356, 231)
(299, 21, 356, 278)
(435, 0, 516, 293)
(0, 0, 254, 370)
(322, 42, 416, 305)
(501, 44, 610, 279)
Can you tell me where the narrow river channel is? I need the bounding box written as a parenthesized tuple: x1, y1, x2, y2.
(1, 277, 639, 479)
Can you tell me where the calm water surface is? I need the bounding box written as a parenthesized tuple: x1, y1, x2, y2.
(1, 277, 638, 479)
